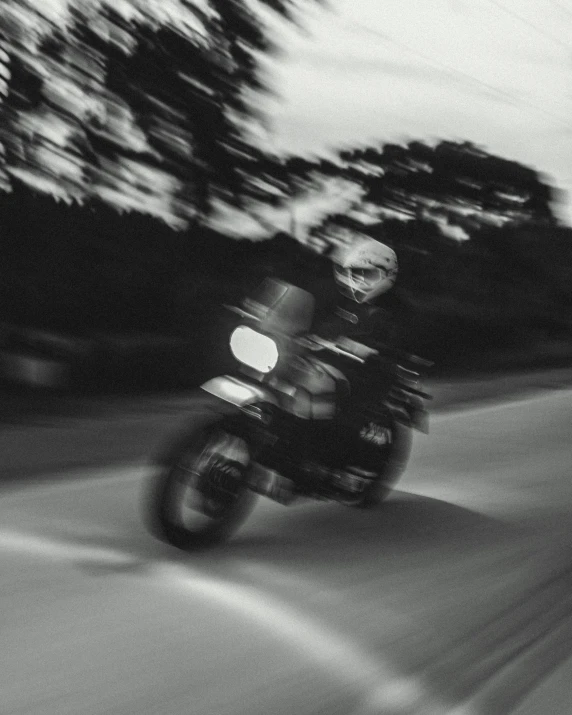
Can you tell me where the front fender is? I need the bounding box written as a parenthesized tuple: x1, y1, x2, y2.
(201, 375, 279, 412)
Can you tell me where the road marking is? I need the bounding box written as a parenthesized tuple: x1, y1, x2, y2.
(0, 465, 150, 499)
(235, 559, 345, 604)
(0, 528, 139, 566)
(149, 562, 467, 715)
(0, 527, 465, 714)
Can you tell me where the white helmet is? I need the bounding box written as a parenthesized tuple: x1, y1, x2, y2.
(333, 235, 398, 303)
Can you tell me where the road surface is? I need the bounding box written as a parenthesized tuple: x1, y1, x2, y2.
(1, 388, 572, 714)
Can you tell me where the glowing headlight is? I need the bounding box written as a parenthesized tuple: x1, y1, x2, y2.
(229, 326, 279, 373)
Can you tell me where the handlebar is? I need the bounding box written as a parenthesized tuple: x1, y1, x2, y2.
(299, 334, 433, 371)
(296, 335, 375, 363)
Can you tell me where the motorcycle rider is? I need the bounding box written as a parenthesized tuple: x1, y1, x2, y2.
(317, 233, 401, 350)
(311, 232, 404, 478)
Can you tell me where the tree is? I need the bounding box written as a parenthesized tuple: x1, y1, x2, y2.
(279, 139, 558, 252)
(0, 0, 318, 226)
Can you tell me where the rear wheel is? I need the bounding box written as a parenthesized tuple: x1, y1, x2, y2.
(144, 418, 257, 550)
(345, 417, 412, 508)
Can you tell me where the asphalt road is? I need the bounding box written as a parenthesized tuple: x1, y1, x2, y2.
(1, 387, 572, 714)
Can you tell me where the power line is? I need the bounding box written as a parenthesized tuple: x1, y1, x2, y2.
(483, 0, 572, 51)
(347, 20, 517, 103)
(546, 0, 572, 20)
(347, 20, 572, 131)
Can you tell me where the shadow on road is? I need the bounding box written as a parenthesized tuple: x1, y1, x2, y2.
(219, 491, 520, 583)
(236, 490, 509, 547)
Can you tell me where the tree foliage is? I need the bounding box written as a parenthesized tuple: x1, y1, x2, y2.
(269, 139, 558, 250)
(0, 0, 316, 225)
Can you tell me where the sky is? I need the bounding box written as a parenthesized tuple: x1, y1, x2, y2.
(214, 0, 572, 237)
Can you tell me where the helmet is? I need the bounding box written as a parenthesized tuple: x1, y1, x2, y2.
(333, 235, 398, 303)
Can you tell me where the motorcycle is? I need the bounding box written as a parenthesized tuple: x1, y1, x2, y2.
(145, 278, 432, 550)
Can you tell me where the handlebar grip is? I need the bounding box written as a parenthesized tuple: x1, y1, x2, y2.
(299, 335, 366, 362)
(373, 341, 433, 369)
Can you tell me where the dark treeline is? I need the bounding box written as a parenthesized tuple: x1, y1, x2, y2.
(0, 180, 332, 386)
(1, 177, 572, 380)
(0, 178, 329, 333)
(387, 218, 572, 370)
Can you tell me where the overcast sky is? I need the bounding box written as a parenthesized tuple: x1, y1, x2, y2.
(239, 0, 572, 232)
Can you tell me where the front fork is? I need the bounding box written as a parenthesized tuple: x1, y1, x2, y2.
(201, 375, 297, 503)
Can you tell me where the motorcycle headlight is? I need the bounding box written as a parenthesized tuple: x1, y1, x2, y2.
(229, 326, 279, 373)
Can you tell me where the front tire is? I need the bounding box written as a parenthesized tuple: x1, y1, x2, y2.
(144, 417, 258, 550)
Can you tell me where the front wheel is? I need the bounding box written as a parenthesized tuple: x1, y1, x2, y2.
(144, 418, 258, 550)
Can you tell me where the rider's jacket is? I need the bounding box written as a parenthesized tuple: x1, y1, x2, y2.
(315, 292, 405, 350)
(312, 291, 410, 411)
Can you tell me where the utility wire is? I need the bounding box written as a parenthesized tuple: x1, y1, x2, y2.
(347, 20, 516, 102)
(484, 0, 571, 51)
(546, 0, 572, 20)
(347, 19, 572, 131)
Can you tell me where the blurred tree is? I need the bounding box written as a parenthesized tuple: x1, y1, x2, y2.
(286, 139, 556, 252)
(0, 0, 318, 226)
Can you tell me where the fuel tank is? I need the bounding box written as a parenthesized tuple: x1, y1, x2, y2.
(271, 356, 349, 420)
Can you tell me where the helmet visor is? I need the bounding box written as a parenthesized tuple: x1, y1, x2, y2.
(334, 264, 393, 302)
(350, 267, 384, 285)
